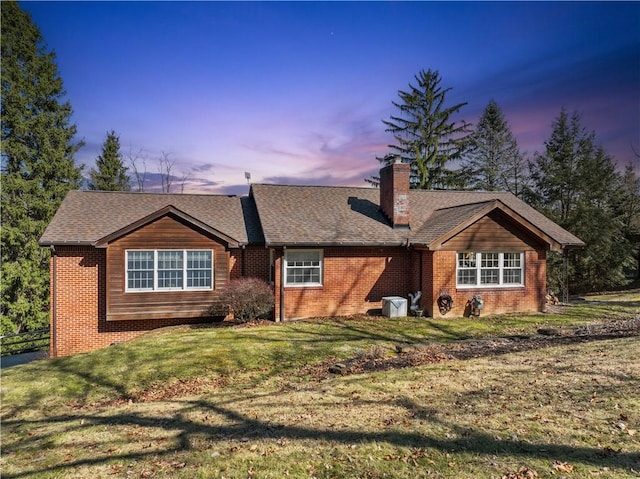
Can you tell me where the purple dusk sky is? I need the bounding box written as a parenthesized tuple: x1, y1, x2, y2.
(22, 1, 640, 195)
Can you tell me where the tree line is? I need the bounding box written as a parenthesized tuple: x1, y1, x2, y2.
(1, 3, 638, 334)
(372, 69, 639, 299)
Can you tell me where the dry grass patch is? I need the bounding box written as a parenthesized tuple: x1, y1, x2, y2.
(2, 337, 639, 479)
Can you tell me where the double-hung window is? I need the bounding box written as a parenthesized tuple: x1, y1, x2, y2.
(285, 249, 323, 286)
(126, 249, 213, 292)
(456, 251, 524, 288)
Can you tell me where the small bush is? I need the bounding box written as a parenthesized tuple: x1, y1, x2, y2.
(218, 278, 274, 323)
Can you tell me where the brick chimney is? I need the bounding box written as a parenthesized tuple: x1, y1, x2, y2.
(379, 158, 410, 229)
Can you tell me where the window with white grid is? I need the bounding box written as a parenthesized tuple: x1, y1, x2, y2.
(285, 249, 323, 286)
(126, 250, 213, 292)
(457, 252, 477, 285)
(502, 252, 522, 285)
(127, 251, 154, 290)
(187, 250, 212, 288)
(456, 252, 524, 288)
(157, 251, 184, 289)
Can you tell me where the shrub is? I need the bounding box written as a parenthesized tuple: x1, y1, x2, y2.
(218, 278, 274, 322)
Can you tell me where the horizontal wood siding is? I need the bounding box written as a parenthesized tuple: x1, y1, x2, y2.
(106, 215, 229, 321)
(441, 210, 546, 251)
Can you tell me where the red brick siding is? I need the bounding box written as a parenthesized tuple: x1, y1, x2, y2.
(51, 246, 217, 357)
(275, 246, 412, 320)
(427, 249, 546, 318)
(50, 239, 547, 355)
(230, 247, 270, 280)
(421, 250, 435, 316)
(379, 162, 411, 227)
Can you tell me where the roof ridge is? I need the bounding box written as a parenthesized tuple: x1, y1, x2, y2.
(410, 189, 512, 195)
(71, 189, 242, 199)
(432, 199, 498, 211)
(252, 183, 375, 190)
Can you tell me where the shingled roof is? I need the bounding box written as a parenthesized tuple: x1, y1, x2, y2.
(39, 190, 264, 247)
(250, 184, 584, 250)
(40, 185, 583, 251)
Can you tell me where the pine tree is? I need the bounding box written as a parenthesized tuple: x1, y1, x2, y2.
(372, 69, 470, 189)
(528, 110, 628, 293)
(1, 2, 84, 333)
(614, 163, 640, 279)
(88, 130, 130, 191)
(461, 100, 527, 196)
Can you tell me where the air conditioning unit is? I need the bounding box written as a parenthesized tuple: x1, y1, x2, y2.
(382, 296, 407, 318)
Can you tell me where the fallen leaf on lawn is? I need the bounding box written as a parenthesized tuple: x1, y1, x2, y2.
(500, 467, 538, 479)
(552, 460, 574, 472)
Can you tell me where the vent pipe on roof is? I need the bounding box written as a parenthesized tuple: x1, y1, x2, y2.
(379, 157, 411, 229)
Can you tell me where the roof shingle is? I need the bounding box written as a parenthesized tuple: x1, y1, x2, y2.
(250, 184, 584, 248)
(40, 185, 583, 250)
(39, 190, 262, 246)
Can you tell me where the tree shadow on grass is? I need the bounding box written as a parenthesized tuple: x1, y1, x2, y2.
(2, 389, 639, 478)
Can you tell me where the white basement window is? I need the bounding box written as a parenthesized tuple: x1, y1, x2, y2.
(285, 249, 323, 287)
(126, 250, 213, 292)
(456, 252, 524, 288)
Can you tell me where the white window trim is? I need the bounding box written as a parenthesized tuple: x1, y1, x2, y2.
(456, 251, 525, 289)
(125, 249, 214, 292)
(284, 248, 323, 287)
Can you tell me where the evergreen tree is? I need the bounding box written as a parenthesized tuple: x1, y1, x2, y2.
(1, 2, 84, 333)
(528, 110, 628, 293)
(613, 163, 640, 279)
(88, 130, 130, 191)
(371, 69, 470, 189)
(461, 100, 527, 196)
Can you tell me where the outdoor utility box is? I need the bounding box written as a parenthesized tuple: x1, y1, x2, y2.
(382, 296, 407, 318)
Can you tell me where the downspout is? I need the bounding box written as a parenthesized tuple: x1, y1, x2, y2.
(50, 245, 57, 358)
(419, 249, 423, 298)
(562, 247, 569, 304)
(279, 246, 286, 322)
(240, 244, 246, 277)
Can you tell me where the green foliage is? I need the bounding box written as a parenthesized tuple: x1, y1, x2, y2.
(88, 130, 130, 191)
(613, 163, 640, 279)
(1, 2, 84, 333)
(218, 277, 274, 322)
(461, 100, 527, 196)
(527, 110, 630, 293)
(373, 69, 470, 189)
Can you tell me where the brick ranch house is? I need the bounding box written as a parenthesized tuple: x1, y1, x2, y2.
(39, 161, 583, 356)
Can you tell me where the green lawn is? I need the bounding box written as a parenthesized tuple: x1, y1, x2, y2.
(1, 296, 639, 478)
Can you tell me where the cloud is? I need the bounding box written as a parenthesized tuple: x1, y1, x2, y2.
(191, 163, 216, 174)
(458, 42, 639, 166)
(241, 141, 312, 161)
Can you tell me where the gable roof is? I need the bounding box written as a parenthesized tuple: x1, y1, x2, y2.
(92, 204, 243, 248)
(40, 185, 583, 251)
(413, 199, 567, 250)
(39, 190, 264, 247)
(250, 184, 584, 250)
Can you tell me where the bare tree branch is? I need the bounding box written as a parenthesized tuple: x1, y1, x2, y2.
(157, 151, 175, 193)
(126, 147, 147, 192)
(179, 168, 192, 194)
